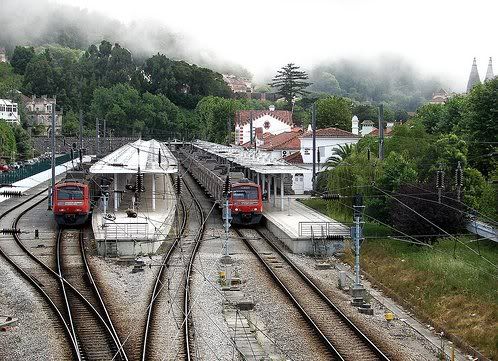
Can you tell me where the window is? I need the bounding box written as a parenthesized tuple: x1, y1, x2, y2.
(12, 105, 17, 113)
(304, 148, 310, 155)
(47, 105, 52, 112)
(0, 105, 5, 112)
(231, 186, 259, 200)
(57, 186, 84, 200)
(6, 105, 12, 112)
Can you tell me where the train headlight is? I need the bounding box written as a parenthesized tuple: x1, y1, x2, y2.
(234, 208, 239, 212)
(253, 208, 258, 211)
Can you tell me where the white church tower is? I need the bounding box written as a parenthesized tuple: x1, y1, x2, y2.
(351, 115, 359, 135)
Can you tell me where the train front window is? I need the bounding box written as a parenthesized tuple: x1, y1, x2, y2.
(58, 186, 84, 200)
(232, 187, 259, 200)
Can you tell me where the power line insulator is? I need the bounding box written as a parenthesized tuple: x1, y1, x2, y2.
(223, 175, 231, 197)
(136, 172, 145, 193)
(455, 162, 463, 187)
(321, 193, 341, 200)
(326, 234, 345, 240)
(436, 168, 445, 189)
(0, 191, 22, 198)
(1, 228, 21, 234)
(175, 175, 182, 195)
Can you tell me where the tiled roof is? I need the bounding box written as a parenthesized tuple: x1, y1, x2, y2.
(302, 127, 359, 138)
(369, 127, 393, 136)
(236, 110, 293, 127)
(260, 129, 303, 151)
(283, 151, 303, 164)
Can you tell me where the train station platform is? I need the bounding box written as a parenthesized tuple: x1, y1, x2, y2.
(263, 196, 349, 255)
(184, 141, 347, 256)
(90, 139, 178, 257)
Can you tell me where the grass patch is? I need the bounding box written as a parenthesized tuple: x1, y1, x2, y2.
(301, 198, 498, 359)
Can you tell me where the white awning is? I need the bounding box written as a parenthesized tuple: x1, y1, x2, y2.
(193, 140, 310, 175)
(90, 139, 178, 174)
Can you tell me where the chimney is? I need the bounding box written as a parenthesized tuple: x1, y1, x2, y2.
(255, 127, 263, 140)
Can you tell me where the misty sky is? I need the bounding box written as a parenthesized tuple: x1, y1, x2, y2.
(52, 0, 497, 90)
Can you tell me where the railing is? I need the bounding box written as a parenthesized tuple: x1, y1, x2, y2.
(0, 153, 75, 185)
(466, 219, 497, 243)
(298, 221, 350, 238)
(103, 222, 149, 240)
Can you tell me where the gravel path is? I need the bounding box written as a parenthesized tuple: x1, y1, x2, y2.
(0, 185, 71, 361)
(260, 227, 447, 361)
(86, 250, 164, 360)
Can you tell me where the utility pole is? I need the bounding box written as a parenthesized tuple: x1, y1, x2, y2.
(79, 109, 83, 151)
(221, 165, 233, 285)
(312, 103, 317, 191)
(103, 118, 106, 153)
(96, 118, 100, 156)
(352, 194, 365, 300)
(48, 106, 56, 210)
(455, 161, 463, 202)
(249, 110, 253, 147)
(226, 115, 231, 146)
(436, 165, 445, 203)
(378, 104, 384, 160)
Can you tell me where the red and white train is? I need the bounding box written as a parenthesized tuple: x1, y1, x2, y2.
(228, 178, 263, 225)
(52, 180, 91, 227)
(184, 152, 263, 225)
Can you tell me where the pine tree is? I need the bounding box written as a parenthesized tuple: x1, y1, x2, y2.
(270, 63, 311, 105)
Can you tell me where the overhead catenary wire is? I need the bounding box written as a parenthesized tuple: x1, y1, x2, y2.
(373, 185, 497, 270)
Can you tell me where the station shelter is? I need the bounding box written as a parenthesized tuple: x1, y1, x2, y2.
(90, 139, 178, 257)
(191, 141, 348, 255)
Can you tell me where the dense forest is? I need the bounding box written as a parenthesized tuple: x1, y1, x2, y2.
(321, 77, 498, 226)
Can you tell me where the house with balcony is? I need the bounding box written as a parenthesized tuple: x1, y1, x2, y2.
(22, 95, 62, 136)
(0, 99, 21, 125)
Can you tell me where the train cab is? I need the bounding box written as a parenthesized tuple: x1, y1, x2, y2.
(229, 179, 263, 225)
(53, 182, 91, 226)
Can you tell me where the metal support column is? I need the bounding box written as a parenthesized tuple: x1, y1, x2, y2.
(114, 172, 118, 212)
(48, 107, 56, 210)
(262, 174, 266, 200)
(273, 176, 277, 207)
(152, 175, 156, 211)
(266, 175, 271, 204)
(280, 176, 284, 211)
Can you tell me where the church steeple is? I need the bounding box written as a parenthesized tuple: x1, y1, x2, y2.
(484, 57, 494, 81)
(466, 57, 481, 93)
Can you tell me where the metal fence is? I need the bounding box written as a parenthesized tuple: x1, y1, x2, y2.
(298, 221, 350, 238)
(0, 153, 74, 185)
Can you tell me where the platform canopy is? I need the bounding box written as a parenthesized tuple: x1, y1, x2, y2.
(90, 139, 177, 174)
(193, 140, 310, 174)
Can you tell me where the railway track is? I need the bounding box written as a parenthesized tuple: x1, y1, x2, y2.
(58, 228, 127, 360)
(235, 227, 391, 361)
(0, 188, 126, 361)
(141, 171, 206, 361)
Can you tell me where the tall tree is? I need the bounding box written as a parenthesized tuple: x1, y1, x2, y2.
(270, 63, 311, 105)
(316, 96, 352, 130)
(460, 78, 498, 177)
(10, 46, 35, 75)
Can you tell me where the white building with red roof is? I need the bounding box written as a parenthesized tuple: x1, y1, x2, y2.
(284, 127, 360, 191)
(235, 106, 294, 145)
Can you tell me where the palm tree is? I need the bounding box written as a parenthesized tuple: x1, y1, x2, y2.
(324, 143, 356, 169)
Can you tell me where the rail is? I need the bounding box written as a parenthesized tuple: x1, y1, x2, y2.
(239, 227, 390, 360)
